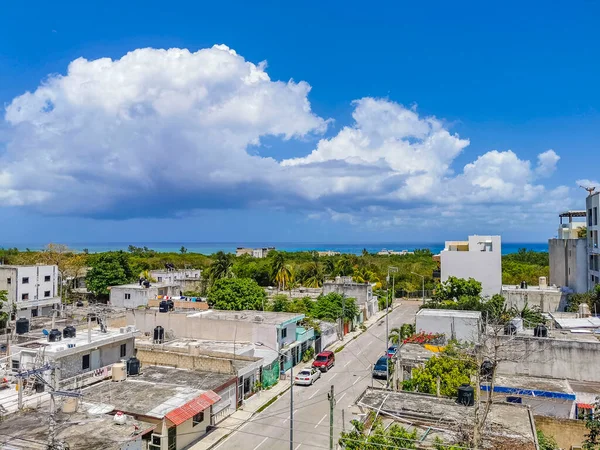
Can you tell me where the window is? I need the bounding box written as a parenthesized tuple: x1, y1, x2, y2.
(157, 277, 162, 282)
(44, 275, 51, 282)
(577, 404, 593, 420)
(22, 277, 29, 284)
(21, 293, 29, 300)
(589, 209, 593, 226)
(192, 411, 205, 426)
(44, 290, 51, 298)
(120, 343, 126, 358)
(82, 354, 90, 370)
(11, 360, 19, 370)
(168, 426, 176, 450)
(595, 207, 599, 226)
(6, 277, 10, 285)
(124, 293, 131, 300)
(281, 327, 287, 339)
(31, 308, 38, 317)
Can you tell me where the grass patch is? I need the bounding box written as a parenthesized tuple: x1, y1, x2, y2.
(256, 393, 281, 414)
(335, 345, 345, 353)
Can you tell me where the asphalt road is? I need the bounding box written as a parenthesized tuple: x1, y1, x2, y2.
(214, 301, 421, 450)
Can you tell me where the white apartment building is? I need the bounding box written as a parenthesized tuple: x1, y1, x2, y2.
(235, 247, 275, 258)
(0, 265, 61, 319)
(587, 191, 600, 289)
(439, 235, 502, 297)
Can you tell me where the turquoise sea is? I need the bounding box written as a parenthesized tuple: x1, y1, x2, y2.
(0, 241, 548, 255)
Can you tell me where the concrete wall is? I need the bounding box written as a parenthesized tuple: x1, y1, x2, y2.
(110, 285, 180, 308)
(494, 335, 600, 382)
(127, 310, 279, 352)
(534, 416, 587, 450)
(147, 299, 208, 310)
(135, 348, 235, 374)
(587, 192, 600, 290)
(501, 287, 567, 312)
(280, 322, 297, 347)
(322, 282, 372, 305)
(175, 415, 208, 449)
(440, 235, 502, 297)
(549, 238, 588, 293)
(416, 312, 481, 343)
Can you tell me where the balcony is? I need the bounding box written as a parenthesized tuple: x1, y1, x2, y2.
(295, 326, 315, 344)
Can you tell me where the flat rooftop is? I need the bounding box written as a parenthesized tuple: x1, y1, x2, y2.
(417, 309, 482, 319)
(358, 388, 535, 448)
(398, 343, 436, 362)
(0, 409, 152, 450)
(187, 310, 304, 325)
(82, 366, 230, 419)
(110, 282, 180, 289)
(13, 327, 136, 356)
(136, 337, 255, 356)
(502, 284, 562, 293)
(491, 374, 572, 394)
(552, 316, 600, 329)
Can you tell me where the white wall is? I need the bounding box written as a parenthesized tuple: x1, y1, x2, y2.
(502, 288, 566, 312)
(441, 235, 502, 297)
(549, 238, 588, 294)
(175, 414, 207, 449)
(416, 311, 482, 343)
(0, 265, 59, 318)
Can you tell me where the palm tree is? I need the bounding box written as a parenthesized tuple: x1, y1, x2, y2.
(302, 261, 323, 288)
(335, 256, 354, 276)
(388, 324, 415, 344)
(208, 251, 233, 284)
(271, 252, 293, 290)
(322, 258, 335, 278)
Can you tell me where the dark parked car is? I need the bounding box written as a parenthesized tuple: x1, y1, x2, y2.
(372, 356, 390, 379)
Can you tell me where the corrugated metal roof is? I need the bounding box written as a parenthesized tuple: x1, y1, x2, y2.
(165, 390, 221, 426)
(555, 317, 600, 329)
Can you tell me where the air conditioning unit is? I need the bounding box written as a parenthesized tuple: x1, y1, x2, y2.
(119, 327, 125, 334)
(126, 325, 135, 333)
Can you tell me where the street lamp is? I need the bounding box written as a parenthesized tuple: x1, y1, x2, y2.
(411, 272, 425, 304)
(386, 266, 398, 388)
(255, 341, 294, 450)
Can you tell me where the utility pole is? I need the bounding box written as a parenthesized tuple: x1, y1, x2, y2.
(386, 267, 398, 388)
(328, 384, 335, 450)
(289, 353, 294, 450)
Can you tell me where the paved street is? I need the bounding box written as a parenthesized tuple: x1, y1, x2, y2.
(213, 301, 421, 450)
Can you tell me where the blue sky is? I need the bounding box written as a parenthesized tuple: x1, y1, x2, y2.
(1, 0, 599, 245)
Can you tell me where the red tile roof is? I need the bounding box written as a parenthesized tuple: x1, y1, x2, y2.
(166, 391, 221, 426)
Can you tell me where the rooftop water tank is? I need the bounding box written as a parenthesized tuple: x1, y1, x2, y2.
(457, 384, 475, 406)
(480, 361, 494, 380)
(15, 318, 29, 335)
(63, 325, 76, 339)
(166, 300, 174, 311)
(127, 357, 141, 376)
(504, 323, 517, 336)
(114, 411, 127, 425)
(534, 324, 548, 338)
(62, 396, 79, 413)
(153, 326, 164, 344)
(159, 301, 169, 313)
(112, 363, 127, 382)
(48, 329, 62, 342)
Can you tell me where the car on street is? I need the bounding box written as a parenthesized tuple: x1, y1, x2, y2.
(386, 345, 398, 358)
(372, 356, 390, 379)
(295, 367, 321, 386)
(312, 351, 335, 372)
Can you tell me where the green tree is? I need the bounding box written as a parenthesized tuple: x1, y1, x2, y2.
(208, 251, 234, 283)
(579, 226, 588, 238)
(180, 246, 187, 254)
(335, 256, 354, 276)
(584, 398, 600, 450)
(86, 252, 135, 297)
(301, 261, 323, 288)
(207, 278, 267, 310)
(270, 294, 290, 312)
(433, 276, 482, 302)
(270, 252, 293, 290)
(537, 430, 559, 450)
(339, 417, 418, 449)
(402, 343, 476, 397)
(389, 323, 415, 344)
(311, 292, 359, 323)
(0, 291, 8, 327)
(288, 297, 314, 315)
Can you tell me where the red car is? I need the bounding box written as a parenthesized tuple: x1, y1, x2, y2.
(312, 351, 335, 372)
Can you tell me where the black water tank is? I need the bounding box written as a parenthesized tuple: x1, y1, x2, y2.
(534, 324, 548, 338)
(34, 381, 45, 393)
(166, 300, 174, 311)
(480, 360, 494, 380)
(63, 325, 76, 339)
(127, 357, 141, 376)
(504, 323, 517, 336)
(15, 318, 29, 335)
(159, 301, 169, 313)
(457, 384, 475, 406)
(154, 326, 164, 343)
(48, 329, 62, 342)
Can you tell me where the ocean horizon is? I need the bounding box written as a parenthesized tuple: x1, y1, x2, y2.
(0, 241, 548, 256)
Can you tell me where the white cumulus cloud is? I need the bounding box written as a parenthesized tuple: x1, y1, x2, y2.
(0, 45, 574, 230)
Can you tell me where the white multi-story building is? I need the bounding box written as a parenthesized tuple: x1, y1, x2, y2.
(0, 265, 61, 319)
(439, 235, 502, 297)
(587, 191, 600, 289)
(549, 211, 588, 293)
(235, 247, 275, 258)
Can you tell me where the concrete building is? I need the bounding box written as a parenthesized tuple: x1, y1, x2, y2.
(439, 235, 502, 297)
(0, 264, 61, 319)
(376, 249, 414, 256)
(149, 268, 203, 292)
(549, 211, 588, 293)
(322, 276, 378, 320)
(357, 387, 537, 449)
(586, 191, 600, 289)
(416, 309, 482, 343)
(109, 282, 180, 308)
(126, 309, 314, 373)
(501, 280, 567, 312)
(235, 247, 274, 258)
(11, 325, 136, 383)
(317, 250, 340, 257)
(82, 366, 232, 450)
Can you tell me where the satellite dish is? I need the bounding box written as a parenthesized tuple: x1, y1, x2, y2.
(42, 329, 49, 336)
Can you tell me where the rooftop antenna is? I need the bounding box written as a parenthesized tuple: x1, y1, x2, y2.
(580, 185, 596, 196)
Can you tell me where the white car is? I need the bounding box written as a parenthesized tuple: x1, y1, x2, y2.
(294, 367, 321, 386)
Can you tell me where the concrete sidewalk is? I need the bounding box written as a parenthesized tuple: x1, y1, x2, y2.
(190, 302, 402, 450)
